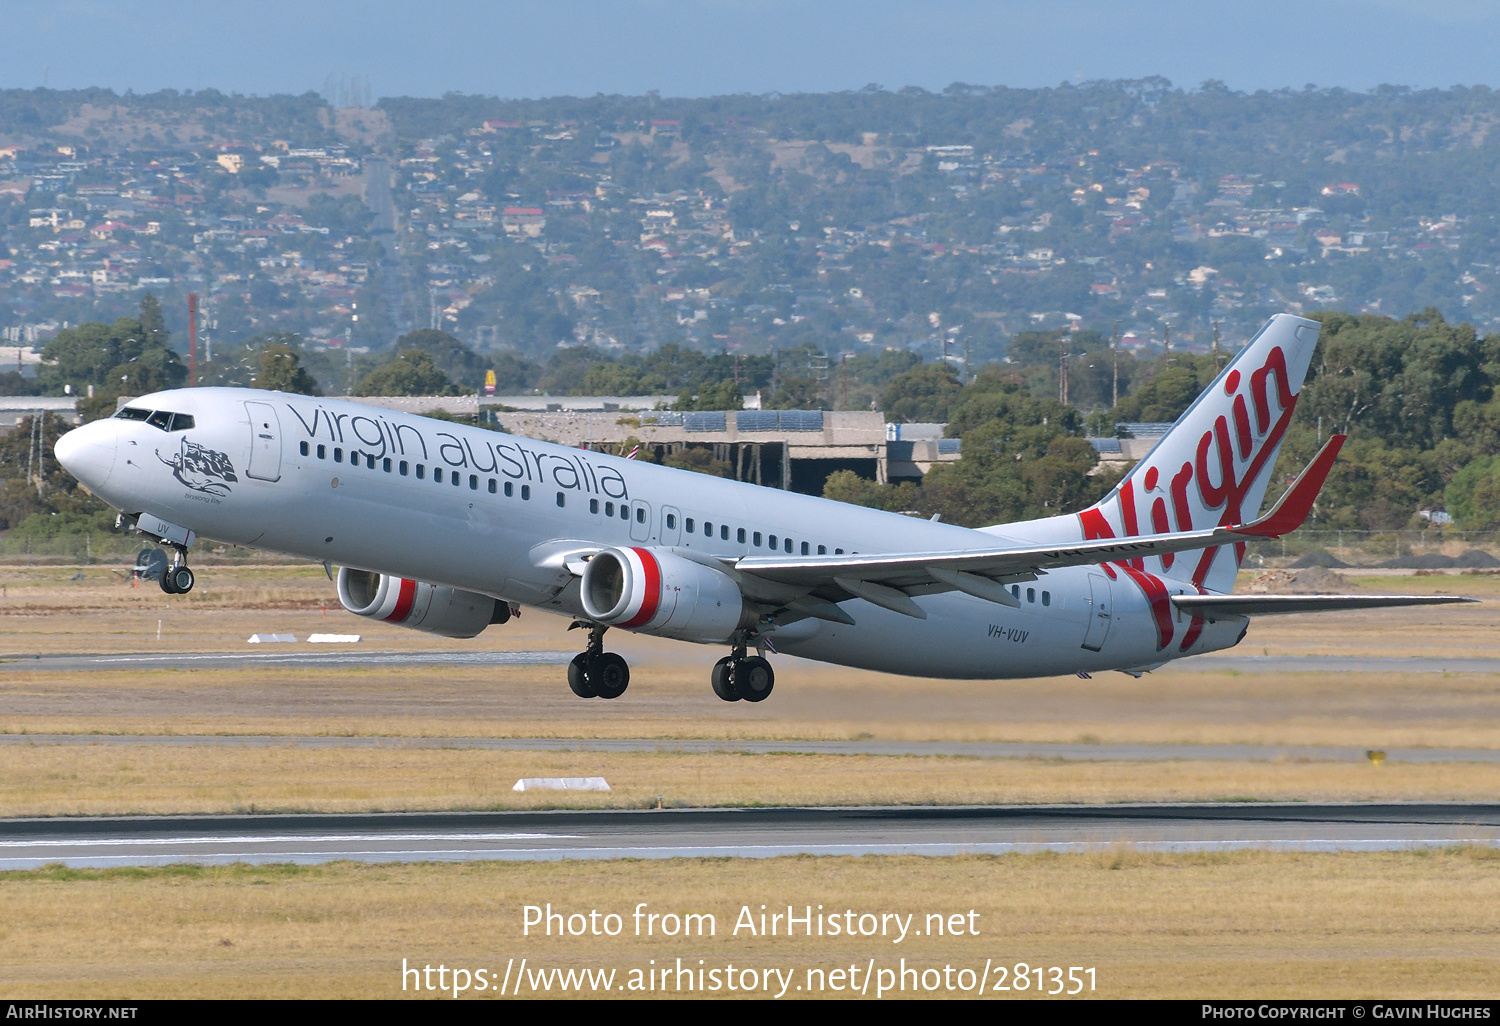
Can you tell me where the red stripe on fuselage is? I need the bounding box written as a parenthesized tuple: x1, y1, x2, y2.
(385, 577, 417, 623)
(1119, 565, 1175, 649)
(620, 547, 662, 628)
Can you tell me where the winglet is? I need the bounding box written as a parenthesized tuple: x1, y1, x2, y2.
(1233, 434, 1345, 538)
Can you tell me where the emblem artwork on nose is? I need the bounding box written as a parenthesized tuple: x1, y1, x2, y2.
(157, 438, 239, 496)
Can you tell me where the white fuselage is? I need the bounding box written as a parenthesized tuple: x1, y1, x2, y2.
(58, 388, 1246, 679)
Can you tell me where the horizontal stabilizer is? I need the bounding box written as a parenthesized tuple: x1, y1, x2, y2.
(1171, 593, 1474, 621)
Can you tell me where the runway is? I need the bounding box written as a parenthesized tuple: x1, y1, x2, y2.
(4, 650, 1500, 674)
(1, 803, 1496, 869)
(3, 733, 1497, 764)
(0, 650, 577, 671)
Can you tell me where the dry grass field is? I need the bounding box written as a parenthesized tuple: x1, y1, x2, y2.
(0, 564, 1497, 812)
(0, 565, 1498, 749)
(1, 564, 1498, 999)
(4, 744, 1499, 817)
(1, 849, 1496, 999)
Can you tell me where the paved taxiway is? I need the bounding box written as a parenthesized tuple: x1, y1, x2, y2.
(0, 650, 576, 671)
(1, 804, 1496, 869)
(3, 733, 1496, 764)
(8, 650, 1500, 674)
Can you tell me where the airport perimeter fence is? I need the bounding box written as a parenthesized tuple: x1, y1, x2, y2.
(0, 530, 292, 566)
(1242, 529, 1500, 570)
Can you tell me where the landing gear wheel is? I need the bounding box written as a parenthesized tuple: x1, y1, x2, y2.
(590, 652, 630, 700)
(159, 571, 179, 595)
(736, 656, 775, 703)
(167, 566, 194, 594)
(568, 652, 597, 698)
(711, 656, 740, 702)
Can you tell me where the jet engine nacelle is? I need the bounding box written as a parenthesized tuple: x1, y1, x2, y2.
(580, 546, 752, 643)
(336, 567, 509, 639)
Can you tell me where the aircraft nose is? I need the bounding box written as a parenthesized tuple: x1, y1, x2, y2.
(54, 420, 118, 489)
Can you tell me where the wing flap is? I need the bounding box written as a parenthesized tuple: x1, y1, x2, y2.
(1171, 593, 1474, 621)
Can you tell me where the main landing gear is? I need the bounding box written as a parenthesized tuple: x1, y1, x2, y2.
(710, 636, 774, 703)
(567, 622, 629, 700)
(158, 545, 195, 595)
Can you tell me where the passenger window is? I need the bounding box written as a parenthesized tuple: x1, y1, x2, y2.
(504, 481, 514, 497)
(367, 454, 376, 470)
(736, 528, 745, 543)
(399, 461, 409, 476)
(605, 501, 614, 516)
(666, 514, 676, 530)
(589, 498, 598, 513)
(635, 507, 645, 523)
(351, 450, 361, 465)
(721, 525, 729, 540)
(835, 548, 844, 555)
(383, 458, 392, 472)
(170, 414, 195, 431)
(1042, 591, 1051, 606)
(317, 444, 326, 459)
(801, 542, 810, 555)
(489, 479, 498, 494)
(146, 410, 173, 431)
(1027, 588, 1035, 603)
(469, 475, 478, 490)
(753, 532, 762, 547)
(817, 545, 826, 555)
(769, 535, 778, 549)
(434, 468, 443, 483)
(620, 505, 628, 520)
(300, 441, 309, 456)
(1012, 585, 1020, 599)
(416, 464, 425, 480)
(521, 484, 531, 500)
(683, 517, 692, 532)
(334, 448, 343, 463)
(785, 538, 793, 553)
(556, 491, 565, 507)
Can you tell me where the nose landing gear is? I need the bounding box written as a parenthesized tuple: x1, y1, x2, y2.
(566, 622, 630, 700)
(710, 636, 775, 703)
(158, 545, 195, 595)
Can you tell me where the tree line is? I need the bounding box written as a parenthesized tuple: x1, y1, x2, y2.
(17, 298, 1500, 537)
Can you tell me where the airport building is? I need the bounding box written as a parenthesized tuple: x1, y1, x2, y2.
(347, 395, 963, 495)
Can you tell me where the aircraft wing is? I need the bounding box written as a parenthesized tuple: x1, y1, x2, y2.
(1171, 594, 1475, 621)
(732, 434, 1346, 617)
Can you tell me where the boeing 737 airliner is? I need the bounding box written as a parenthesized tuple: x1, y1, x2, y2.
(53, 314, 1466, 702)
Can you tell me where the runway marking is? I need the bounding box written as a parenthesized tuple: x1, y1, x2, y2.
(2, 837, 1496, 870)
(0, 832, 580, 848)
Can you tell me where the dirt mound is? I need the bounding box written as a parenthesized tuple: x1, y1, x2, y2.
(1289, 549, 1348, 569)
(1377, 552, 1457, 569)
(1248, 566, 1352, 594)
(1454, 549, 1500, 568)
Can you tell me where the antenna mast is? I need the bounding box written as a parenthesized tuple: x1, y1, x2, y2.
(1111, 320, 1119, 407)
(188, 293, 197, 386)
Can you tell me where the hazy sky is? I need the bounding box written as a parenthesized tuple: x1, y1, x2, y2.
(4, 0, 1495, 99)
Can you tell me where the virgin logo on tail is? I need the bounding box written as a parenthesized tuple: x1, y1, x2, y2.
(1078, 315, 1319, 651)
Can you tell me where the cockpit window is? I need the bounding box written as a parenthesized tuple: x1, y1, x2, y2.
(128, 409, 195, 432)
